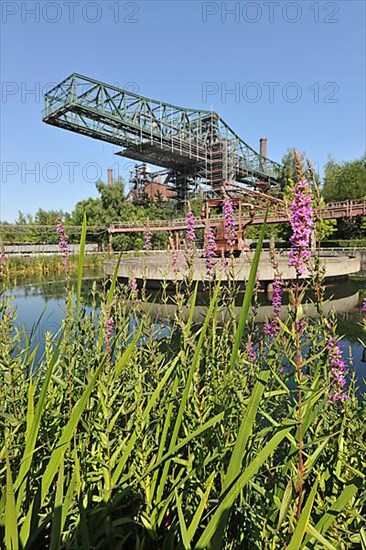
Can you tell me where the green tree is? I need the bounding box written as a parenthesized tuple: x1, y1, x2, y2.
(34, 208, 64, 225)
(322, 156, 366, 201)
(280, 149, 321, 188)
(321, 157, 366, 240)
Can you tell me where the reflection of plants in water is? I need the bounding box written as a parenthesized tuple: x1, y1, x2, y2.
(1, 253, 105, 278)
(5, 270, 103, 301)
(337, 312, 366, 343)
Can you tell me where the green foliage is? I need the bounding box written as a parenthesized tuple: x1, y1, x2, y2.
(4, 209, 71, 244)
(280, 149, 321, 188)
(1, 254, 104, 279)
(322, 157, 366, 240)
(71, 178, 183, 251)
(1, 226, 365, 548)
(330, 216, 366, 240)
(323, 157, 366, 202)
(3, 154, 364, 248)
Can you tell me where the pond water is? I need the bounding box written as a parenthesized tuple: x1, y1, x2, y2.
(2, 271, 366, 393)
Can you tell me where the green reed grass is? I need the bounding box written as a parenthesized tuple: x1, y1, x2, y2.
(2, 252, 105, 278)
(0, 218, 365, 549)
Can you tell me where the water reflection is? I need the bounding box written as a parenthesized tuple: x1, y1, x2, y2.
(139, 283, 361, 324)
(2, 274, 365, 392)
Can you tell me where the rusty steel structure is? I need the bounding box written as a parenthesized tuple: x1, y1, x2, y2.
(40, 75, 365, 255)
(201, 198, 256, 255)
(107, 198, 366, 234)
(43, 73, 282, 205)
(1, 199, 365, 255)
(106, 196, 366, 255)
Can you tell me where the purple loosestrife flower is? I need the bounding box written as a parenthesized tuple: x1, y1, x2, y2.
(326, 337, 349, 402)
(185, 211, 196, 250)
(143, 227, 152, 251)
(361, 298, 366, 314)
(246, 338, 257, 362)
(264, 319, 280, 338)
(129, 277, 138, 293)
(168, 233, 180, 279)
(264, 277, 283, 339)
(222, 198, 236, 249)
(56, 219, 70, 268)
(295, 319, 307, 334)
(0, 252, 6, 275)
(288, 179, 314, 276)
(256, 270, 261, 292)
(171, 249, 179, 279)
(104, 316, 114, 348)
(204, 225, 216, 277)
(185, 210, 196, 271)
(220, 254, 229, 275)
(271, 277, 283, 316)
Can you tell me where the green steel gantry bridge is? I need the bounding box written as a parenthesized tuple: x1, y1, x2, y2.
(43, 74, 282, 203)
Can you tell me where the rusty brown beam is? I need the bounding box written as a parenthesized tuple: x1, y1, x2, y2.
(108, 199, 366, 235)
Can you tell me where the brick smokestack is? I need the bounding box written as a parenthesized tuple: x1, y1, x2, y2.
(107, 168, 113, 185)
(259, 138, 267, 172)
(259, 138, 267, 160)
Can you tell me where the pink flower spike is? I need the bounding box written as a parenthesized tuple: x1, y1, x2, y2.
(185, 211, 196, 250)
(326, 337, 349, 402)
(222, 198, 236, 249)
(143, 227, 152, 251)
(56, 219, 70, 270)
(204, 225, 216, 278)
(288, 179, 314, 277)
(0, 252, 6, 274)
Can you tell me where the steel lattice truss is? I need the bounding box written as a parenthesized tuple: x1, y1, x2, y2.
(43, 73, 282, 199)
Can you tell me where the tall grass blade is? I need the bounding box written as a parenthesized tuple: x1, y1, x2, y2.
(186, 281, 198, 336)
(106, 251, 123, 306)
(276, 478, 293, 531)
(60, 454, 78, 537)
(229, 210, 267, 370)
(114, 324, 143, 379)
(171, 282, 220, 447)
(156, 283, 221, 503)
(50, 455, 64, 550)
(149, 376, 179, 505)
(186, 471, 216, 544)
(111, 359, 177, 485)
(360, 527, 366, 550)
(288, 479, 318, 549)
(303, 481, 359, 548)
(146, 411, 225, 476)
(76, 212, 87, 309)
(5, 448, 18, 550)
(175, 489, 190, 550)
(15, 338, 62, 503)
(224, 370, 270, 491)
(212, 367, 270, 546)
(305, 524, 337, 550)
(20, 361, 104, 545)
(196, 427, 291, 549)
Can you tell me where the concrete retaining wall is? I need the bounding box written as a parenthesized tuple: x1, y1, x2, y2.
(104, 251, 361, 283)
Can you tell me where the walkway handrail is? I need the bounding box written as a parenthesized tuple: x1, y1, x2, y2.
(0, 199, 364, 236)
(108, 198, 366, 232)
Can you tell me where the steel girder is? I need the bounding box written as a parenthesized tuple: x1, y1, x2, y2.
(43, 73, 282, 190)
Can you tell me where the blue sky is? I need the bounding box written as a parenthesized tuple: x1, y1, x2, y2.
(1, 0, 365, 221)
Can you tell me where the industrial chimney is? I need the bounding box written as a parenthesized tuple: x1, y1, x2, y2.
(259, 138, 267, 172)
(107, 168, 113, 185)
(259, 138, 267, 160)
